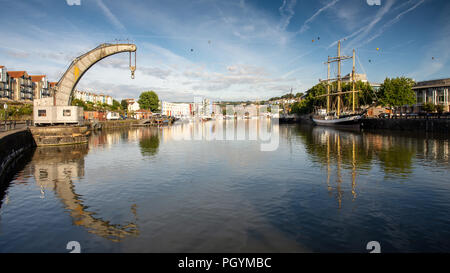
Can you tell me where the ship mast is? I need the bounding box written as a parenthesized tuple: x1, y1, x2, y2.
(352, 49, 356, 113)
(327, 57, 331, 113)
(319, 40, 360, 116)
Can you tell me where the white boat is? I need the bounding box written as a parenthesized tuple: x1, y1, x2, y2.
(312, 114, 362, 127)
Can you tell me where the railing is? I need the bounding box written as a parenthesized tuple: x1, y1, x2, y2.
(373, 113, 450, 119)
(0, 119, 33, 132)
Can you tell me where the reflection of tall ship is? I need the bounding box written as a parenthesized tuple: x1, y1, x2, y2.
(312, 40, 364, 128)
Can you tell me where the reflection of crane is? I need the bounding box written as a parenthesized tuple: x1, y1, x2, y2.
(53, 43, 137, 106)
(31, 145, 139, 242)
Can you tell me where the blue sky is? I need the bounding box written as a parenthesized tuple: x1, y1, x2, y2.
(0, 0, 449, 101)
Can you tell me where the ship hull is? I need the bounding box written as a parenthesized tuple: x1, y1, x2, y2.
(312, 115, 362, 128)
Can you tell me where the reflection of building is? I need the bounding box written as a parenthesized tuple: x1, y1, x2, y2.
(30, 145, 139, 242)
(412, 78, 450, 112)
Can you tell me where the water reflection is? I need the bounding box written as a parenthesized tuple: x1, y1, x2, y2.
(138, 129, 160, 156)
(30, 145, 139, 242)
(298, 126, 450, 208)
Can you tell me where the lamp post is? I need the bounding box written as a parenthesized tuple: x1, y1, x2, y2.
(3, 103, 7, 131)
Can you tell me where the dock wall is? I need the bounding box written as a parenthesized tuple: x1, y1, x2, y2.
(360, 118, 449, 133)
(0, 129, 36, 182)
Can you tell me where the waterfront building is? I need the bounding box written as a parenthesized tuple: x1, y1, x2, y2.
(212, 103, 222, 116)
(7, 71, 34, 102)
(192, 98, 212, 116)
(342, 73, 368, 83)
(0, 65, 12, 101)
(134, 109, 152, 120)
(73, 90, 114, 105)
(411, 78, 450, 113)
(370, 82, 381, 92)
(161, 101, 192, 117)
(106, 111, 120, 120)
(126, 98, 140, 113)
(84, 111, 106, 121)
(30, 75, 51, 99)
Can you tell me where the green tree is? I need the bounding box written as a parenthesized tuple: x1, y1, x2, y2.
(121, 99, 128, 111)
(112, 99, 121, 110)
(436, 104, 444, 115)
(422, 102, 435, 113)
(377, 77, 416, 109)
(71, 98, 87, 110)
(138, 91, 159, 111)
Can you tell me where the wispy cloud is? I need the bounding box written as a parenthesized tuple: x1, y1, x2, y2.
(329, 0, 395, 50)
(278, 0, 297, 30)
(96, 0, 126, 31)
(298, 0, 339, 34)
(365, 0, 427, 45)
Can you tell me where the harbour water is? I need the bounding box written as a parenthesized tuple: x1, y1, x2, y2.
(0, 119, 449, 252)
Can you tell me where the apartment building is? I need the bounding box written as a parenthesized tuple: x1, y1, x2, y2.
(161, 101, 192, 117)
(0, 65, 12, 100)
(73, 90, 113, 105)
(8, 71, 33, 102)
(125, 98, 140, 113)
(412, 78, 450, 112)
(30, 75, 51, 99)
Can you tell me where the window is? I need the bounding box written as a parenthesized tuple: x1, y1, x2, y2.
(416, 93, 423, 104)
(63, 109, 71, 116)
(38, 110, 46, 117)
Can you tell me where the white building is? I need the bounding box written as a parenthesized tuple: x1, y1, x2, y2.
(161, 101, 192, 117)
(106, 111, 120, 120)
(73, 90, 113, 105)
(341, 73, 368, 83)
(192, 98, 212, 116)
(126, 99, 140, 113)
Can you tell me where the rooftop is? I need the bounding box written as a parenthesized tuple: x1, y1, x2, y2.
(30, 75, 46, 82)
(412, 78, 450, 89)
(7, 71, 27, 78)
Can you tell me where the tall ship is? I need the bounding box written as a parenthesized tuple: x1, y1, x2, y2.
(312, 40, 364, 128)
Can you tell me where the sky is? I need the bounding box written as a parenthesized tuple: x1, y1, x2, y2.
(0, 0, 449, 102)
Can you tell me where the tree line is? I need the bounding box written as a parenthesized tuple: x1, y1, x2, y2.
(290, 77, 422, 115)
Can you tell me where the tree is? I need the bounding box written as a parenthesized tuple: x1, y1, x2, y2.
(422, 102, 435, 113)
(71, 98, 87, 110)
(112, 99, 121, 110)
(377, 77, 416, 110)
(436, 104, 445, 115)
(121, 99, 128, 111)
(138, 91, 159, 111)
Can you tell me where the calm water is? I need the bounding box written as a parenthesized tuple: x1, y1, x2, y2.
(0, 119, 449, 253)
